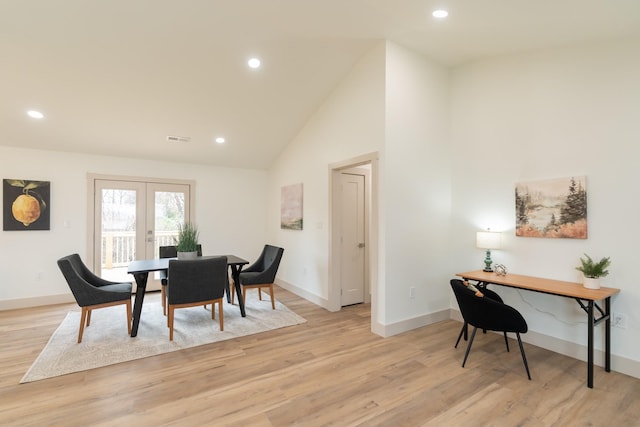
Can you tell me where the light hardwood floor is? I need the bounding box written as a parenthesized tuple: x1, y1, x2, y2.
(1, 287, 639, 426)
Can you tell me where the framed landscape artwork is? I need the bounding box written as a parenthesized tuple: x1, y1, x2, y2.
(515, 176, 587, 239)
(281, 183, 303, 230)
(3, 179, 50, 231)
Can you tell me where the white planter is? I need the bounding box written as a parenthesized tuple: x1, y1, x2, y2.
(177, 251, 198, 260)
(583, 277, 601, 290)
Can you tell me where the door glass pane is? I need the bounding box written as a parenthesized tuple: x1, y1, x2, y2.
(154, 191, 185, 258)
(101, 189, 137, 282)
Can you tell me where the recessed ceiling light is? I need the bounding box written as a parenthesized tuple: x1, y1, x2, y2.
(27, 110, 44, 119)
(432, 9, 448, 19)
(215, 137, 225, 144)
(248, 58, 261, 69)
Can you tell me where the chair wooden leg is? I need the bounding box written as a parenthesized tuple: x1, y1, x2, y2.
(231, 285, 235, 305)
(209, 299, 224, 330)
(258, 288, 263, 301)
(462, 327, 478, 368)
(161, 285, 167, 316)
(218, 300, 224, 331)
(78, 307, 88, 343)
(269, 283, 275, 309)
(516, 332, 532, 380)
(86, 309, 92, 327)
(126, 299, 132, 335)
(168, 306, 175, 341)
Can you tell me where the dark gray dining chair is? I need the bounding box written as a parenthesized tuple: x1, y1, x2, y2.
(450, 279, 531, 380)
(159, 244, 202, 315)
(167, 256, 227, 341)
(232, 245, 284, 310)
(57, 254, 132, 343)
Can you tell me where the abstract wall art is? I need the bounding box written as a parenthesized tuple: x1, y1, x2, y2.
(281, 183, 303, 230)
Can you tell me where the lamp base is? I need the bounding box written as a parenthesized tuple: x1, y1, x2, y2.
(482, 249, 493, 272)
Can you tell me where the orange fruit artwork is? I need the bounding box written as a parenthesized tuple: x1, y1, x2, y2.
(12, 193, 42, 226)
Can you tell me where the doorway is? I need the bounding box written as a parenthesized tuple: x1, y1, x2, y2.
(87, 174, 195, 291)
(339, 168, 368, 306)
(329, 153, 378, 317)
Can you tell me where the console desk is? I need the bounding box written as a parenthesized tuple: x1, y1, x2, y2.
(456, 270, 620, 388)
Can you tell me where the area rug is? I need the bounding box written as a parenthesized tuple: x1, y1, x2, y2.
(21, 293, 306, 383)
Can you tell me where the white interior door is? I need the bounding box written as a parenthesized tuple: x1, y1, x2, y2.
(340, 172, 366, 306)
(92, 178, 190, 291)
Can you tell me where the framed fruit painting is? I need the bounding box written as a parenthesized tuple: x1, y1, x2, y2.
(3, 179, 50, 231)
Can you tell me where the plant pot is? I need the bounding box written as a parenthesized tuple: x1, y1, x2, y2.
(583, 277, 601, 290)
(177, 251, 198, 260)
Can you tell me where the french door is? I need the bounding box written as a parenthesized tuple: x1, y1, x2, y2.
(89, 176, 193, 291)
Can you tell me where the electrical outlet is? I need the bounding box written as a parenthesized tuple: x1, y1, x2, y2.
(409, 287, 415, 299)
(612, 313, 627, 329)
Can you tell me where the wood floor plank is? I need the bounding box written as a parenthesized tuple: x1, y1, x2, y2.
(1, 287, 639, 426)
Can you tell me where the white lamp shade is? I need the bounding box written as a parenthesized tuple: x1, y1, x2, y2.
(476, 231, 501, 250)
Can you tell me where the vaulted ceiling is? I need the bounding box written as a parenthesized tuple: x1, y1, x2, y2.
(2, 1, 639, 169)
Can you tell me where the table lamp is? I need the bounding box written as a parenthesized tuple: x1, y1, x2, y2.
(476, 229, 501, 272)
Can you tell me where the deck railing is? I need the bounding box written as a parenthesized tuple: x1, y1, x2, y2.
(102, 231, 178, 268)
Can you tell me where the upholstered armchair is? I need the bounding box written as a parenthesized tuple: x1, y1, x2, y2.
(232, 245, 284, 310)
(57, 253, 132, 343)
(167, 256, 227, 340)
(159, 244, 202, 315)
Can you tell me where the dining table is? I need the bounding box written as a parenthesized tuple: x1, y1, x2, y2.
(127, 254, 249, 337)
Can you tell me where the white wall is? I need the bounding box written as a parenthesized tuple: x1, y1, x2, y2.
(267, 42, 386, 306)
(450, 37, 640, 372)
(268, 41, 452, 335)
(0, 146, 268, 308)
(382, 42, 452, 331)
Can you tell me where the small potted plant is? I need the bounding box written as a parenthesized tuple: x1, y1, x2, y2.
(174, 222, 199, 259)
(575, 253, 611, 289)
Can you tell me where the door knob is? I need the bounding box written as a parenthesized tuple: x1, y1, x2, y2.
(358, 243, 365, 248)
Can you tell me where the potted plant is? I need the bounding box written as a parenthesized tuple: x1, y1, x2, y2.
(575, 253, 611, 289)
(174, 222, 199, 259)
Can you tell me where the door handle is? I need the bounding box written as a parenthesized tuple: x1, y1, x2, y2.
(358, 243, 365, 248)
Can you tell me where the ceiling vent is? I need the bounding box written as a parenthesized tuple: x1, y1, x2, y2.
(166, 135, 191, 143)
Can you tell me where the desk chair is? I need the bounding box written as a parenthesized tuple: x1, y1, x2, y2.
(455, 283, 506, 348)
(450, 279, 531, 380)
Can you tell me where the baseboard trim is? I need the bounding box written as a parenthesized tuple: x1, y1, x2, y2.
(379, 309, 451, 338)
(449, 308, 640, 380)
(276, 279, 330, 310)
(0, 293, 75, 311)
